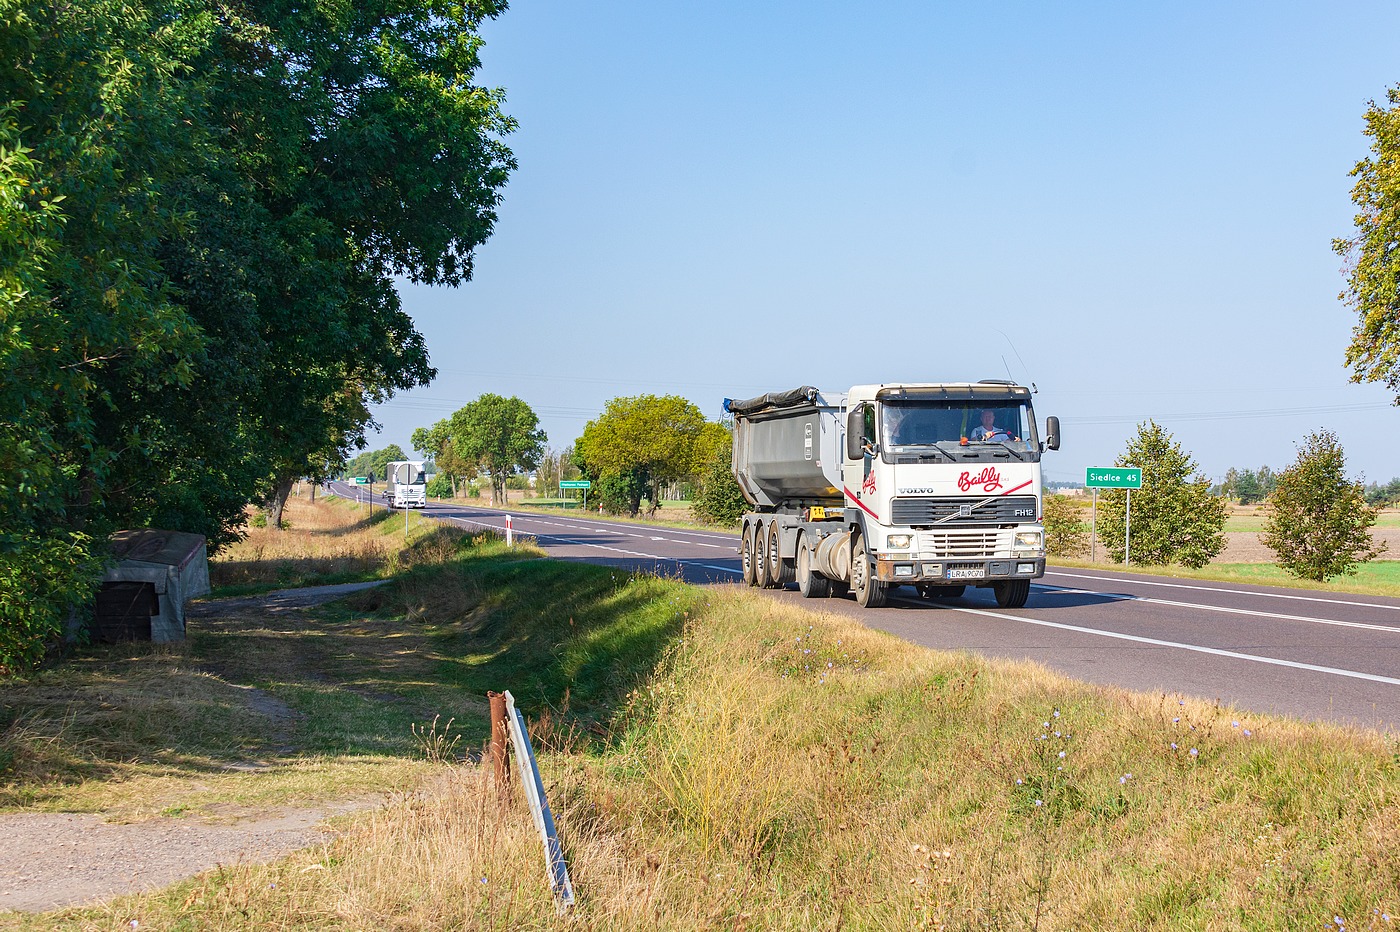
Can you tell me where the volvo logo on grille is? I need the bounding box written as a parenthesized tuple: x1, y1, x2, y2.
(958, 504, 972, 518)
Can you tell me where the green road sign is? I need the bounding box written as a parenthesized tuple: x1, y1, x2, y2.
(559, 480, 592, 489)
(1085, 467, 1142, 489)
(353, 476, 368, 485)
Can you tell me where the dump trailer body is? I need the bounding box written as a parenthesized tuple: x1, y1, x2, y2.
(726, 382, 1058, 610)
(728, 386, 845, 510)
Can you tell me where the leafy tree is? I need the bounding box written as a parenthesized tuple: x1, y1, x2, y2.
(1096, 422, 1226, 568)
(1261, 430, 1385, 580)
(1337, 86, 1400, 401)
(413, 420, 474, 497)
(690, 434, 747, 526)
(346, 445, 408, 483)
(449, 394, 546, 505)
(1042, 494, 1089, 558)
(575, 395, 707, 517)
(0, 0, 513, 670)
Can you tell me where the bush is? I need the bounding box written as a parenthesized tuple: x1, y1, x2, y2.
(425, 474, 454, 499)
(691, 448, 747, 526)
(1042, 494, 1088, 558)
(1262, 430, 1385, 581)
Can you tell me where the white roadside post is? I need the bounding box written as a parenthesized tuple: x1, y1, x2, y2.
(506, 514, 513, 547)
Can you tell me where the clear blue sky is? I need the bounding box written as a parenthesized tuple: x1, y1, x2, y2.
(367, 1, 1400, 487)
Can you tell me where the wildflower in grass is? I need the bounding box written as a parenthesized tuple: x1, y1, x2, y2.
(1035, 799, 1043, 807)
(1053, 710, 1060, 718)
(1054, 731, 1061, 737)
(1244, 729, 1252, 737)
(1058, 751, 1066, 759)
(1189, 748, 1198, 757)
(1170, 742, 1178, 750)
(1173, 717, 1180, 723)
(1043, 721, 1050, 728)
(1016, 779, 1023, 785)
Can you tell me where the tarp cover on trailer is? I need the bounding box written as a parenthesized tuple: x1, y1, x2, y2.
(724, 386, 819, 416)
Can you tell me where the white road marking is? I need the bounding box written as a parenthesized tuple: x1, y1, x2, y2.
(1038, 585, 1400, 635)
(896, 597, 1400, 687)
(1046, 570, 1400, 613)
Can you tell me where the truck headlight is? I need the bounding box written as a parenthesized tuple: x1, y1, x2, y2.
(1014, 531, 1043, 550)
(886, 534, 912, 550)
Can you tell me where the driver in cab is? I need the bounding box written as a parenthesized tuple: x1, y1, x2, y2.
(970, 409, 1017, 442)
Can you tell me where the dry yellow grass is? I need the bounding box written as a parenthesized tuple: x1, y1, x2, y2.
(17, 583, 1397, 930)
(208, 492, 403, 591)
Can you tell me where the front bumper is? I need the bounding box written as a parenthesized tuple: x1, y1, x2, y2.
(873, 556, 1045, 584)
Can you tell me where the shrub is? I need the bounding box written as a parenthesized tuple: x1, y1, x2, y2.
(1042, 494, 1088, 558)
(1262, 430, 1385, 580)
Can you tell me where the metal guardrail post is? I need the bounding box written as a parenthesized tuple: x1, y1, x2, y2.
(488, 691, 510, 805)
(503, 690, 575, 912)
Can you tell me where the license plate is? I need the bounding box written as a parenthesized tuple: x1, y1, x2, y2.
(948, 567, 984, 580)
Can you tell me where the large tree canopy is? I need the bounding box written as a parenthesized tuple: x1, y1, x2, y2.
(1337, 86, 1400, 401)
(448, 394, 546, 505)
(0, 0, 514, 671)
(575, 395, 709, 517)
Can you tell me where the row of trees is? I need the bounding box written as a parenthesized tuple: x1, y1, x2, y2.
(402, 392, 747, 522)
(1045, 423, 1384, 581)
(0, 0, 514, 671)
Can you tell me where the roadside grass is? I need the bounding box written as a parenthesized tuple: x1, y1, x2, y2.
(1052, 557, 1400, 598)
(207, 495, 418, 596)
(7, 555, 1398, 927)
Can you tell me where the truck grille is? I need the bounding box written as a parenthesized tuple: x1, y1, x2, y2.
(892, 495, 1037, 525)
(919, 528, 1015, 558)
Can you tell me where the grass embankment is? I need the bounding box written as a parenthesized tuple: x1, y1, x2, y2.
(2, 497, 1398, 928)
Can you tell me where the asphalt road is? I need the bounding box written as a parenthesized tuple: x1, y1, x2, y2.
(331, 483, 1400, 733)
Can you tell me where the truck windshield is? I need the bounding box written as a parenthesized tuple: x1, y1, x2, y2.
(882, 400, 1036, 453)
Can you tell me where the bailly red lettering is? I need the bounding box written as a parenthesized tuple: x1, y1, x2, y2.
(957, 467, 1004, 493)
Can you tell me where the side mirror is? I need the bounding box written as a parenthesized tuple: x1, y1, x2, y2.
(846, 407, 864, 460)
(1045, 416, 1060, 451)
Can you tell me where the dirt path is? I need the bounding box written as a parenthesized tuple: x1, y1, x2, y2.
(0, 581, 388, 915)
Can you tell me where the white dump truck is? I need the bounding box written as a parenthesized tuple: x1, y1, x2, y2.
(726, 382, 1059, 608)
(383, 460, 428, 509)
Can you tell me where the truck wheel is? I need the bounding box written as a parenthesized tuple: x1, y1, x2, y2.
(741, 524, 757, 587)
(796, 535, 831, 599)
(851, 535, 888, 608)
(766, 522, 794, 589)
(994, 579, 1030, 609)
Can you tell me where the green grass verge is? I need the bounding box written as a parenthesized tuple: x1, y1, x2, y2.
(1051, 556, 1400, 598)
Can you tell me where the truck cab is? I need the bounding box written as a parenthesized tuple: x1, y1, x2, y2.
(840, 382, 1058, 606)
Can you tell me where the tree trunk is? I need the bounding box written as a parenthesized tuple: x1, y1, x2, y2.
(309, 481, 317, 503)
(266, 475, 296, 529)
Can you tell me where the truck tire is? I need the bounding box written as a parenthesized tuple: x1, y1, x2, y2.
(796, 534, 831, 599)
(766, 522, 794, 589)
(851, 535, 889, 608)
(741, 524, 758, 587)
(994, 579, 1030, 609)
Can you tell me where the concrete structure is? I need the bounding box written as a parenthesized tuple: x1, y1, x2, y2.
(91, 530, 211, 643)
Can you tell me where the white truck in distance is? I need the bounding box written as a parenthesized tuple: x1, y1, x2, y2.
(383, 460, 427, 510)
(726, 382, 1060, 608)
